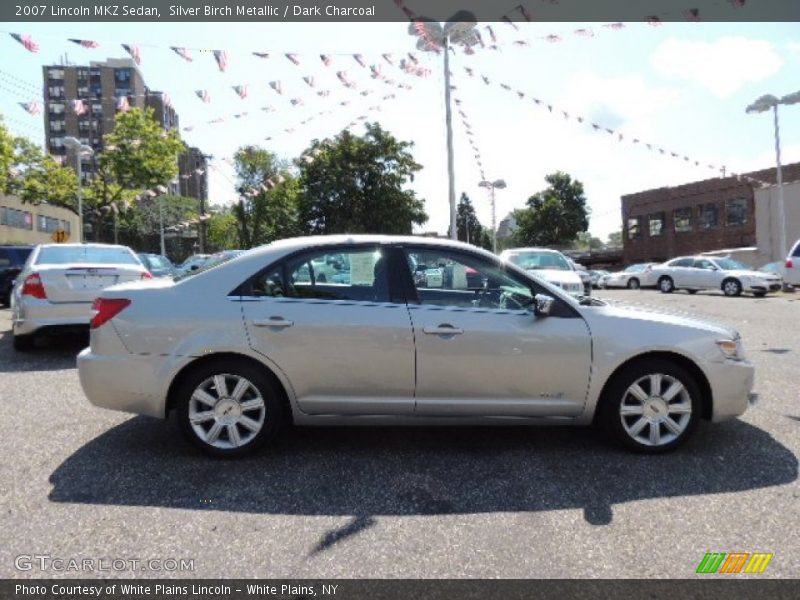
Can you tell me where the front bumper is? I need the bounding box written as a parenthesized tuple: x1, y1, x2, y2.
(745, 282, 782, 293)
(704, 358, 756, 422)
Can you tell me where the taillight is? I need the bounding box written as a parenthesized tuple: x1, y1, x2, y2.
(21, 273, 47, 299)
(141, 271, 153, 279)
(90, 298, 131, 329)
(787, 259, 794, 269)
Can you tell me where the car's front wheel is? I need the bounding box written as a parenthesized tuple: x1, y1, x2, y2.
(722, 278, 742, 297)
(599, 358, 700, 453)
(627, 278, 640, 290)
(176, 359, 285, 457)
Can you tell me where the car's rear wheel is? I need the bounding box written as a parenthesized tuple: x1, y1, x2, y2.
(722, 278, 742, 297)
(12, 333, 35, 352)
(627, 278, 640, 290)
(176, 359, 285, 457)
(658, 276, 674, 294)
(599, 358, 700, 453)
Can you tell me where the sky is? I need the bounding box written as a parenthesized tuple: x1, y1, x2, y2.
(0, 20, 799, 241)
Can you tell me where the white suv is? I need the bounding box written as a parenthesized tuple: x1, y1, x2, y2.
(785, 239, 800, 287)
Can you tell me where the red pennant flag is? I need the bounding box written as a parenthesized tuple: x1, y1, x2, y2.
(317, 90, 330, 97)
(465, 67, 474, 77)
(407, 52, 418, 64)
(303, 76, 315, 88)
(163, 93, 172, 108)
(320, 54, 332, 66)
(116, 96, 130, 112)
(517, 91, 525, 99)
(646, 16, 662, 26)
(683, 8, 701, 21)
(603, 22, 625, 30)
(253, 52, 270, 59)
(195, 90, 210, 103)
(575, 28, 594, 37)
(544, 34, 562, 43)
(171, 47, 193, 62)
(502, 16, 518, 30)
(233, 85, 248, 99)
(269, 81, 282, 95)
(19, 101, 41, 115)
(122, 44, 141, 64)
(500, 83, 511, 91)
(513, 40, 529, 47)
(481, 75, 490, 84)
(370, 65, 382, 79)
(382, 53, 394, 65)
(517, 5, 532, 21)
(285, 53, 300, 65)
(69, 38, 100, 49)
(10, 33, 39, 53)
(486, 26, 497, 43)
(290, 98, 304, 106)
(353, 54, 367, 67)
(213, 50, 228, 71)
(70, 99, 87, 115)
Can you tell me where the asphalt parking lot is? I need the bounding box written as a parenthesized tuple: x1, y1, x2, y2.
(0, 288, 798, 579)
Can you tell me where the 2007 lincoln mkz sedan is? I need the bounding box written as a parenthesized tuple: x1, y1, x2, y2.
(78, 235, 757, 457)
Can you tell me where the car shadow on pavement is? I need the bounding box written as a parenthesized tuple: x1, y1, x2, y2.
(0, 328, 86, 372)
(49, 417, 797, 535)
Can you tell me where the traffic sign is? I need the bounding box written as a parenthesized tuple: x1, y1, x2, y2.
(51, 229, 70, 243)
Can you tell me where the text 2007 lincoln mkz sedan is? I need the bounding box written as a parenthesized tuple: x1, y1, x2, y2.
(78, 235, 757, 457)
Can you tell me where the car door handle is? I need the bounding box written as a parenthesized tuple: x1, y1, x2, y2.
(252, 317, 294, 328)
(423, 324, 464, 336)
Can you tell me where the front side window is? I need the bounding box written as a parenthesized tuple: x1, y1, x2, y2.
(648, 212, 665, 237)
(674, 207, 692, 232)
(726, 198, 748, 226)
(713, 257, 748, 271)
(403, 247, 534, 311)
(693, 258, 716, 270)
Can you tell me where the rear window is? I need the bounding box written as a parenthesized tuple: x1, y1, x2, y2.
(36, 246, 139, 265)
(0, 247, 33, 268)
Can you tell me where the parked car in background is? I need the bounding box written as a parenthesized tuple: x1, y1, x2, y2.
(652, 255, 782, 297)
(176, 254, 210, 275)
(568, 259, 592, 296)
(500, 248, 584, 298)
(137, 253, 177, 278)
(602, 263, 658, 290)
(589, 270, 610, 289)
(78, 234, 756, 458)
(11, 243, 151, 351)
(0, 245, 34, 307)
(785, 238, 800, 287)
(758, 262, 790, 291)
(178, 250, 246, 279)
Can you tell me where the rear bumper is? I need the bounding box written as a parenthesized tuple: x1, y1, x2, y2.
(77, 347, 169, 418)
(13, 297, 94, 336)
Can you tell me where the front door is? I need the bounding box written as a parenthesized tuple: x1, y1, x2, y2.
(400, 246, 592, 417)
(240, 245, 415, 416)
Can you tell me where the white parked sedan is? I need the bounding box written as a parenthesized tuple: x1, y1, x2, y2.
(499, 248, 584, 298)
(602, 263, 659, 290)
(652, 256, 782, 297)
(78, 235, 756, 457)
(11, 243, 151, 350)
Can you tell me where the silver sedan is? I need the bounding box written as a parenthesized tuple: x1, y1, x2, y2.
(78, 235, 756, 457)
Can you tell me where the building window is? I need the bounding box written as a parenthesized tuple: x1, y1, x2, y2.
(115, 69, 131, 82)
(1, 207, 33, 230)
(77, 86, 89, 97)
(48, 86, 64, 98)
(49, 137, 65, 149)
(50, 120, 65, 132)
(648, 212, 665, 237)
(674, 207, 692, 233)
(48, 68, 65, 80)
(91, 103, 103, 113)
(37, 215, 63, 233)
(726, 198, 748, 226)
(63, 220, 71, 234)
(626, 217, 642, 240)
(699, 203, 719, 229)
(49, 103, 65, 115)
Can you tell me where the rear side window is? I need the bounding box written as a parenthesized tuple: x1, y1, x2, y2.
(792, 241, 800, 257)
(284, 247, 387, 302)
(36, 246, 139, 265)
(670, 258, 693, 267)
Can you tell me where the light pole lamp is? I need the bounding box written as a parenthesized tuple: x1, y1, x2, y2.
(63, 136, 94, 243)
(479, 179, 507, 253)
(746, 90, 800, 260)
(408, 11, 479, 240)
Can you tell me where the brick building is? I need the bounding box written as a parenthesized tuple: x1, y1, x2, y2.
(621, 162, 800, 264)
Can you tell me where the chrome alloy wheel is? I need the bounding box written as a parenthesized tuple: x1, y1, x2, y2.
(188, 374, 266, 449)
(619, 373, 692, 447)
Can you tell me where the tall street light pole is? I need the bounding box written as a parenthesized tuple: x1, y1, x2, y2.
(746, 90, 800, 260)
(479, 179, 507, 253)
(64, 137, 94, 243)
(408, 12, 478, 240)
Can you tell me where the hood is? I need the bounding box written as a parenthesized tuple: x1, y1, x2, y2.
(590, 303, 736, 338)
(727, 269, 780, 280)
(527, 268, 582, 285)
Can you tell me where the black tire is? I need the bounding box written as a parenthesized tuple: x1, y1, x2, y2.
(598, 358, 701, 453)
(687, 289, 698, 295)
(658, 276, 674, 294)
(176, 358, 285, 458)
(722, 278, 742, 297)
(627, 278, 640, 290)
(12, 333, 35, 351)
(753, 291, 767, 298)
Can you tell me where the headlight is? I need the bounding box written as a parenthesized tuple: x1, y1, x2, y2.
(716, 338, 745, 361)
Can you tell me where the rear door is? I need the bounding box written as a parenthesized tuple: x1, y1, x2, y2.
(240, 244, 416, 416)
(667, 258, 693, 287)
(35, 246, 144, 303)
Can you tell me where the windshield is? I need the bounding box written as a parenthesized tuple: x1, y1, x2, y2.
(713, 258, 749, 271)
(506, 251, 571, 271)
(36, 246, 139, 265)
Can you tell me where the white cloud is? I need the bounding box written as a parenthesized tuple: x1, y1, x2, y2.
(788, 41, 800, 56)
(651, 37, 783, 98)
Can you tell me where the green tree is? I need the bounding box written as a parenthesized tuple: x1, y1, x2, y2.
(0, 116, 15, 193)
(116, 194, 198, 251)
(231, 145, 301, 248)
(607, 230, 622, 247)
(513, 172, 590, 247)
(574, 231, 604, 250)
(456, 193, 492, 250)
(7, 137, 78, 210)
(205, 207, 239, 252)
(297, 122, 427, 234)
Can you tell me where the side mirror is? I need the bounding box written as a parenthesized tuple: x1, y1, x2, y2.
(533, 293, 555, 317)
